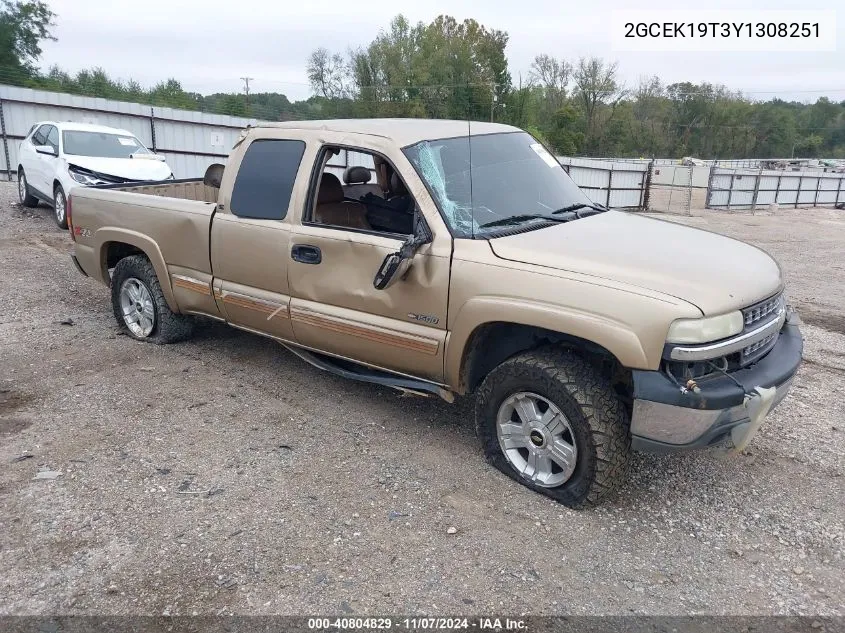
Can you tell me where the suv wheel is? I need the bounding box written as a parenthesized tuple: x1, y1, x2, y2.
(110, 255, 194, 344)
(17, 169, 39, 208)
(476, 347, 630, 508)
(53, 183, 68, 229)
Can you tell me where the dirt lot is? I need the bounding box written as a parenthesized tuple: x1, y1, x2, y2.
(0, 182, 843, 616)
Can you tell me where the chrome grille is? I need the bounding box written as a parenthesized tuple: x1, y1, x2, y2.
(742, 332, 777, 360)
(743, 293, 783, 327)
(739, 292, 784, 364)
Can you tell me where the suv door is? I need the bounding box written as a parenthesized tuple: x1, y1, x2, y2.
(287, 143, 451, 383)
(209, 135, 308, 341)
(43, 125, 60, 198)
(26, 124, 52, 196)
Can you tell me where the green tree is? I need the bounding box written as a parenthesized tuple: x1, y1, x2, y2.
(0, 0, 54, 80)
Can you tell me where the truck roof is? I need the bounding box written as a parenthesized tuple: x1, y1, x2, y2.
(254, 118, 521, 146)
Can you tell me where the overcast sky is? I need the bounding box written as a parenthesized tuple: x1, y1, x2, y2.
(39, 0, 843, 103)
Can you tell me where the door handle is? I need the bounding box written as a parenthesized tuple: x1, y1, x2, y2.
(291, 244, 322, 265)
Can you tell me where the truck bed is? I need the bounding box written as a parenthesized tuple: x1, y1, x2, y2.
(69, 178, 218, 287)
(103, 177, 219, 203)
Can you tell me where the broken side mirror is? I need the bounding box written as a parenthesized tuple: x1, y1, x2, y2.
(373, 207, 432, 290)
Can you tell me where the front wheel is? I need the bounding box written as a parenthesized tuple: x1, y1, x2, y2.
(475, 347, 631, 508)
(17, 169, 39, 208)
(110, 255, 194, 344)
(53, 183, 68, 229)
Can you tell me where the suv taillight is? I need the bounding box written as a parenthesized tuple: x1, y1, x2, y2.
(67, 194, 74, 240)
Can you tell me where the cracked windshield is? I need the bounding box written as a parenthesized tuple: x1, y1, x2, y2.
(404, 131, 595, 237)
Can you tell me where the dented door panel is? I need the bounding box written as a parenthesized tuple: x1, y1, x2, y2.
(210, 214, 295, 341)
(287, 224, 449, 381)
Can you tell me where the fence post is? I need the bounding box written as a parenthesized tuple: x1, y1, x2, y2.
(836, 175, 843, 208)
(606, 166, 613, 208)
(774, 172, 782, 207)
(795, 174, 803, 208)
(751, 169, 762, 212)
(149, 107, 157, 152)
(726, 171, 736, 211)
(705, 161, 716, 208)
(641, 160, 653, 211)
(813, 175, 821, 208)
(0, 99, 10, 182)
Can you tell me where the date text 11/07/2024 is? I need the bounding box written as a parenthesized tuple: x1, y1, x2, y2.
(307, 617, 528, 631)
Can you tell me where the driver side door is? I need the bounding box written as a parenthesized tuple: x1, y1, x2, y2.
(287, 144, 451, 383)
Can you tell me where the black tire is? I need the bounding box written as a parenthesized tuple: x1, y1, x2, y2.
(110, 255, 194, 344)
(475, 346, 630, 508)
(17, 168, 39, 208)
(53, 182, 68, 229)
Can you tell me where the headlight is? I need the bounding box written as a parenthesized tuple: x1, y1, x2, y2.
(68, 167, 106, 185)
(666, 311, 744, 344)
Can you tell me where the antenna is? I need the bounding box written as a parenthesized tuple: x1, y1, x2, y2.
(467, 118, 474, 239)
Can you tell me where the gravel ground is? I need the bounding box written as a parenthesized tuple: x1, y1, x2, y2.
(0, 182, 842, 616)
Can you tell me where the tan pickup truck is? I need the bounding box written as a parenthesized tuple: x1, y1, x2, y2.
(67, 119, 803, 507)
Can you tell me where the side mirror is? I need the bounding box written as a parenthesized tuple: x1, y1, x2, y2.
(374, 252, 411, 290)
(373, 207, 433, 290)
(35, 145, 57, 157)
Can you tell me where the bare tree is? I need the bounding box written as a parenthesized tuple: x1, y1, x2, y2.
(306, 47, 348, 99)
(573, 57, 623, 139)
(529, 54, 571, 108)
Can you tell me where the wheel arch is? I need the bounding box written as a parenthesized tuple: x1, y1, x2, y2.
(446, 298, 648, 399)
(95, 229, 179, 312)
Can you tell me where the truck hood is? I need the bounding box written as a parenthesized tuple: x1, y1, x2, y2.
(488, 211, 782, 315)
(65, 155, 172, 181)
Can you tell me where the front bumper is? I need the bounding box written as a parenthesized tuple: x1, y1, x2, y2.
(630, 310, 803, 453)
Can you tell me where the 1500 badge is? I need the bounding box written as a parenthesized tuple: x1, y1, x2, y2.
(407, 313, 439, 325)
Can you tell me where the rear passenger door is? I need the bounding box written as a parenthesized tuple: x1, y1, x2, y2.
(210, 136, 308, 341)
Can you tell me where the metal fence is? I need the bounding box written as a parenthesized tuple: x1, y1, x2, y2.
(0, 84, 261, 180)
(707, 167, 845, 210)
(557, 156, 648, 209)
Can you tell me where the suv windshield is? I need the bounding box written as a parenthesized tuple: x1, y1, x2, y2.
(62, 131, 151, 158)
(403, 131, 593, 238)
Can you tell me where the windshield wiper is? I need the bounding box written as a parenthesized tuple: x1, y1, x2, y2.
(479, 214, 568, 229)
(551, 202, 608, 218)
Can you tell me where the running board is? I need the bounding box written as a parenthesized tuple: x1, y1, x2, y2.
(280, 344, 455, 403)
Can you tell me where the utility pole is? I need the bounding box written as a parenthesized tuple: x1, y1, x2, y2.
(490, 83, 497, 122)
(241, 76, 254, 108)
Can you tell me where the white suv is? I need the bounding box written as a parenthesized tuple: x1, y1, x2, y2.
(17, 121, 174, 228)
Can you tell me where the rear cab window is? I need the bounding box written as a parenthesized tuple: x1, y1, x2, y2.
(230, 139, 305, 220)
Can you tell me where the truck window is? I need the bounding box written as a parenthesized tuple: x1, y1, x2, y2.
(306, 146, 414, 236)
(230, 139, 305, 220)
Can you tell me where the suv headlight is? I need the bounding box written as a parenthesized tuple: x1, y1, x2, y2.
(68, 166, 107, 185)
(666, 311, 744, 344)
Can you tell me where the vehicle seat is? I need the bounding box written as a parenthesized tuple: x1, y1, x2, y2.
(389, 171, 408, 197)
(343, 166, 382, 201)
(313, 173, 371, 230)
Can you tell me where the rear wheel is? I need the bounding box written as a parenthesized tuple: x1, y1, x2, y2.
(475, 347, 631, 508)
(17, 168, 39, 208)
(110, 255, 194, 344)
(53, 183, 68, 229)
